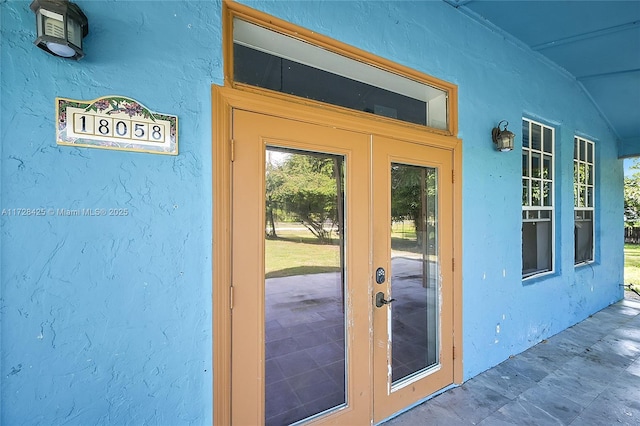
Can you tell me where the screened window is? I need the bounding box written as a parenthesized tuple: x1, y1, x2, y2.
(574, 137, 595, 264)
(522, 119, 555, 278)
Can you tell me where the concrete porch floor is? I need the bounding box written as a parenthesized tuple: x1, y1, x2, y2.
(383, 298, 640, 426)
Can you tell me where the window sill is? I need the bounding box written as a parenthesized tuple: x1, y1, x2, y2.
(575, 260, 595, 268)
(522, 269, 556, 285)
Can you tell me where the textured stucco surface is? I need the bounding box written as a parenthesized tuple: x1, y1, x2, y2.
(1, 1, 221, 424)
(1, 0, 624, 423)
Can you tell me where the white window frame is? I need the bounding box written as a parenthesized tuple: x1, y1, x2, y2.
(522, 118, 555, 280)
(574, 136, 595, 265)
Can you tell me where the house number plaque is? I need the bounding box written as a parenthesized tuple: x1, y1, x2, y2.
(56, 96, 178, 155)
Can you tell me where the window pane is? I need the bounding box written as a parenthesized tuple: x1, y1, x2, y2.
(583, 163, 590, 186)
(573, 162, 579, 207)
(577, 163, 586, 186)
(264, 148, 346, 424)
(574, 137, 578, 159)
(522, 152, 529, 177)
(588, 164, 594, 185)
(575, 216, 593, 263)
(532, 180, 541, 206)
(587, 187, 594, 208)
(580, 139, 586, 161)
(531, 153, 541, 178)
(587, 142, 593, 163)
(522, 179, 530, 206)
(543, 182, 552, 207)
(522, 120, 530, 148)
(531, 124, 542, 151)
(236, 44, 429, 126)
(542, 154, 552, 180)
(522, 219, 552, 276)
(390, 164, 439, 383)
(234, 19, 449, 130)
(543, 127, 553, 153)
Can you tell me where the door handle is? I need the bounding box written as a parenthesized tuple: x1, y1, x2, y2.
(375, 292, 396, 308)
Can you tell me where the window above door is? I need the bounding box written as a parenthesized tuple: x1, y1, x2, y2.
(224, 2, 458, 135)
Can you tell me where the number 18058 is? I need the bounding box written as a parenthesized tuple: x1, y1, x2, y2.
(73, 114, 165, 143)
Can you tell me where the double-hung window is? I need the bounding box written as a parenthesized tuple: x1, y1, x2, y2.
(522, 119, 555, 278)
(574, 137, 595, 264)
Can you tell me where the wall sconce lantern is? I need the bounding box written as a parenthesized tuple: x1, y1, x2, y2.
(30, 0, 89, 60)
(491, 120, 515, 152)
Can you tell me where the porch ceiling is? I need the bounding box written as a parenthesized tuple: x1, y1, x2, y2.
(445, 0, 640, 157)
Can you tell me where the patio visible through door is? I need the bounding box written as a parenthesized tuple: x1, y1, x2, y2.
(230, 109, 454, 425)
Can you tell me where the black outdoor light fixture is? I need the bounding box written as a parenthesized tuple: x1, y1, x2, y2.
(30, 0, 89, 60)
(492, 120, 515, 152)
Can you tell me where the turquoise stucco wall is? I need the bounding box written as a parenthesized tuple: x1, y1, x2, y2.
(1, 1, 221, 423)
(1, 0, 623, 423)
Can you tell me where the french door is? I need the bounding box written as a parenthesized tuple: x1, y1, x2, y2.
(371, 135, 454, 422)
(230, 109, 454, 425)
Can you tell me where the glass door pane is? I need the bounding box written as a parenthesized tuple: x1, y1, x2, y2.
(389, 163, 439, 384)
(372, 135, 454, 423)
(264, 147, 347, 425)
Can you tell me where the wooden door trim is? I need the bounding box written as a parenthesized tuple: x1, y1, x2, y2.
(212, 86, 232, 426)
(212, 85, 462, 424)
(216, 85, 459, 151)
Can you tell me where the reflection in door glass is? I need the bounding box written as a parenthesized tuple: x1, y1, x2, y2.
(390, 163, 439, 384)
(264, 147, 346, 425)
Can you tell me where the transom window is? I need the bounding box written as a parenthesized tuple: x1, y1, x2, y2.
(574, 137, 595, 264)
(232, 18, 450, 131)
(522, 118, 555, 279)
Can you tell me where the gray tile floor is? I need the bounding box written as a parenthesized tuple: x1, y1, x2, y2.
(264, 258, 439, 425)
(265, 272, 347, 426)
(383, 298, 640, 426)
